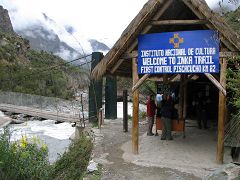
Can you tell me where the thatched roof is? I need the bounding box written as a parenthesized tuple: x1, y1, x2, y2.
(92, 0, 240, 79)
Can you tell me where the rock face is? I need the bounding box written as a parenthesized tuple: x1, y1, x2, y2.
(0, 6, 14, 34)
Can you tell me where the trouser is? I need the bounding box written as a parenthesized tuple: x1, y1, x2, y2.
(197, 109, 207, 129)
(147, 116, 154, 134)
(231, 147, 240, 162)
(161, 117, 172, 139)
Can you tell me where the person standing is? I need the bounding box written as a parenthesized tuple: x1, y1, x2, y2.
(160, 94, 173, 140)
(196, 92, 207, 129)
(147, 95, 156, 136)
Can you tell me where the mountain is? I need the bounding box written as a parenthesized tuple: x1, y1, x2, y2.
(0, 6, 89, 99)
(16, 25, 80, 61)
(15, 13, 110, 62)
(89, 39, 110, 52)
(0, 5, 14, 34)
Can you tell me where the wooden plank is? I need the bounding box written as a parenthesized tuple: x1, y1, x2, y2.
(204, 73, 226, 96)
(120, 51, 238, 60)
(216, 56, 227, 164)
(0, 103, 80, 122)
(132, 57, 139, 154)
(132, 74, 151, 92)
(151, 19, 208, 26)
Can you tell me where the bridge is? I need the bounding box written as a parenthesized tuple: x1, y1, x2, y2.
(0, 92, 86, 125)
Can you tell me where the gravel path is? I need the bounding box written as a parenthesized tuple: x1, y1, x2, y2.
(91, 119, 200, 180)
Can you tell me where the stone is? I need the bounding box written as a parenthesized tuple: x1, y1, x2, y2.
(87, 160, 98, 173)
(205, 163, 240, 180)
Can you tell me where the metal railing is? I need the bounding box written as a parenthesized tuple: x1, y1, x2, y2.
(0, 91, 88, 121)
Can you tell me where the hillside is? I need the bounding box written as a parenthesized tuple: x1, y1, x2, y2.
(0, 30, 89, 99)
(225, 6, 240, 34)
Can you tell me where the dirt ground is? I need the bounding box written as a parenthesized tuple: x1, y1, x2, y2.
(90, 119, 201, 180)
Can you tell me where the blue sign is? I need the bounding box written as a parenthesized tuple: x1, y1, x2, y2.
(138, 30, 219, 74)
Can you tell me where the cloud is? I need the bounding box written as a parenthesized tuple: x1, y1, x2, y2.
(1, 0, 239, 52)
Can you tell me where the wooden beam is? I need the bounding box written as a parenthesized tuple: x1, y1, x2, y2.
(110, 59, 124, 74)
(168, 74, 178, 82)
(132, 74, 150, 92)
(204, 73, 226, 96)
(219, 51, 239, 58)
(132, 57, 139, 154)
(151, 19, 208, 26)
(120, 51, 238, 60)
(216, 55, 227, 164)
(121, 51, 138, 59)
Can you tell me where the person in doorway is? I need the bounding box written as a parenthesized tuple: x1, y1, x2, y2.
(160, 94, 173, 140)
(146, 94, 156, 136)
(196, 92, 208, 129)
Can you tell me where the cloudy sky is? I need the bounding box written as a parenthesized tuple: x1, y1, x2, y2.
(0, 0, 239, 52)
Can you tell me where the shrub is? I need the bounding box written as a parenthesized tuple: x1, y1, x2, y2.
(0, 128, 52, 180)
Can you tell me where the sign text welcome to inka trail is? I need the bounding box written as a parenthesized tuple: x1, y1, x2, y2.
(138, 30, 219, 74)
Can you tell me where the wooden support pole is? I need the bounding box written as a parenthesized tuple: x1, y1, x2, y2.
(183, 75, 188, 119)
(132, 57, 139, 154)
(183, 75, 188, 138)
(204, 73, 226, 96)
(216, 57, 227, 164)
(132, 74, 150, 92)
(123, 90, 128, 132)
(110, 59, 124, 74)
(178, 75, 184, 121)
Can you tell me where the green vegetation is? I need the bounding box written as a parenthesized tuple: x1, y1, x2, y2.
(225, 6, 240, 34)
(52, 135, 93, 180)
(0, 129, 93, 180)
(226, 57, 240, 146)
(0, 128, 52, 180)
(0, 30, 89, 99)
(227, 57, 240, 109)
(140, 111, 147, 118)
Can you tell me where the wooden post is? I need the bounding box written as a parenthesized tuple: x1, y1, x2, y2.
(178, 75, 184, 121)
(132, 57, 139, 154)
(123, 90, 128, 132)
(183, 75, 188, 138)
(216, 57, 227, 164)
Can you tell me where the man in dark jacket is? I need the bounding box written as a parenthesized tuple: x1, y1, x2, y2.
(146, 95, 156, 136)
(160, 94, 173, 140)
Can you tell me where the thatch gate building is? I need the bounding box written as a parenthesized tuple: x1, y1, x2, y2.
(92, 0, 240, 164)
